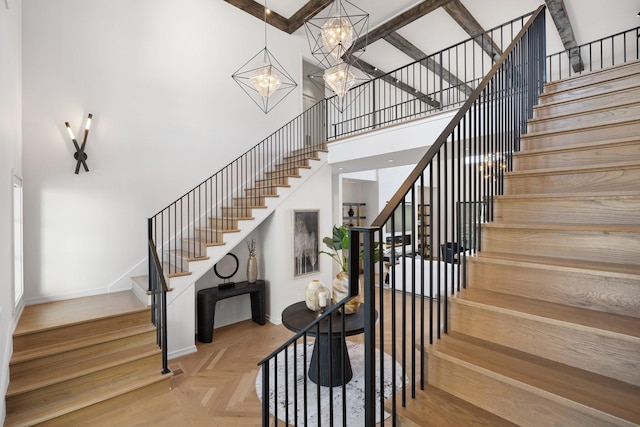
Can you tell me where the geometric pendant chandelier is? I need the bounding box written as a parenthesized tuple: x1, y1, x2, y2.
(232, 2, 297, 114)
(305, 0, 370, 110)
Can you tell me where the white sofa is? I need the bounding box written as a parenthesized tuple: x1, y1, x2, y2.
(388, 256, 462, 297)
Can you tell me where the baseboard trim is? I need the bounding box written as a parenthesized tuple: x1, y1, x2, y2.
(168, 345, 198, 360)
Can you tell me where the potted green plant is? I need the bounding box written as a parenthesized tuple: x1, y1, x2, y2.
(320, 225, 379, 313)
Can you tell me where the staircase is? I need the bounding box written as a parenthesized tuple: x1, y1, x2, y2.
(396, 61, 640, 425)
(4, 291, 170, 426)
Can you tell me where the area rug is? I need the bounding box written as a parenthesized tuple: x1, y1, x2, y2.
(256, 341, 405, 426)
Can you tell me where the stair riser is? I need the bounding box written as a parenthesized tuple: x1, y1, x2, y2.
(220, 207, 253, 217)
(7, 353, 161, 414)
(40, 376, 170, 427)
(208, 218, 239, 230)
(528, 104, 640, 134)
(504, 167, 640, 195)
(245, 187, 278, 197)
(494, 196, 640, 225)
(427, 352, 631, 426)
(9, 331, 157, 385)
(514, 142, 640, 170)
(274, 159, 310, 170)
(194, 229, 224, 243)
(481, 227, 640, 266)
(179, 240, 208, 257)
(468, 258, 640, 319)
(256, 176, 290, 186)
(543, 62, 640, 95)
(265, 171, 299, 180)
(233, 197, 265, 208)
(521, 121, 640, 151)
(449, 301, 640, 386)
(13, 311, 150, 354)
(534, 86, 640, 119)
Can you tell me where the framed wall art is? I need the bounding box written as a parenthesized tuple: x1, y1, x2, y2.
(293, 210, 319, 277)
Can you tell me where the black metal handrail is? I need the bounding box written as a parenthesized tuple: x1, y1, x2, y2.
(547, 25, 640, 82)
(147, 232, 172, 375)
(257, 295, 358, 426)
(353, 6, 547, 425)
(148, 100, 327, 278)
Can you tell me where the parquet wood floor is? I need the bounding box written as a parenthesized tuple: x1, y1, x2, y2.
(87, 288, 428, 426)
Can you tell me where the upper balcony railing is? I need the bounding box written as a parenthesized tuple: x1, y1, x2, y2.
(325, 10, 539, 140)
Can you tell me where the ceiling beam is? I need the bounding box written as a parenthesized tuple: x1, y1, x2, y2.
(286, 0, 334, 33)
(348, 58, 441, 109)
(349, 0, 453, 54)
(383, 32, 473, 96)
(545, 0, 584, 72)
(223, 0, 290, 33)
(442, 0, 502, 60)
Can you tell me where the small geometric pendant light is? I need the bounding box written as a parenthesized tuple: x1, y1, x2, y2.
(232, 1, 297, 114)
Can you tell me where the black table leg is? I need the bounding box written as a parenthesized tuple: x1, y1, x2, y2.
(308, 334, 353, 387)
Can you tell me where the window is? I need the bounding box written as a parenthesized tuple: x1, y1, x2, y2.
(13, 175, 23, 306)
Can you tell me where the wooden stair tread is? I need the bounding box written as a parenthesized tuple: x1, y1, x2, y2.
(516, 135, 640, 157)
(537, 82, 640, 109)
(430, 332, 640, 424)
(14, 291, 147, 336)
(496, 190, 640, 200)
(10, 323, 156, 365)
(5, 366, 170, 426)
(454, 288, 640, 339)
(482, 222, 640, 233)
(195, 226, 241, 233)
(7, 335, 160, 397)
(390, 384, 517, 426)
(521, 118, 640, 139)
(542, 60, 640, 93)
(167, 250, 209, 262)
(506, 160, 640, 177)
(528, 100, 640, 125)
(474, 251, 640, 278)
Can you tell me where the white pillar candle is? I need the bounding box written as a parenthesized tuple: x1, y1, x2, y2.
(318, 291, 327, 308)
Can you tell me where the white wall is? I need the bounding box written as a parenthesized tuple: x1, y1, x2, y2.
(261, 163, 334, 324)
(0, 0, 23, 422)
(21, 0, 306, 302)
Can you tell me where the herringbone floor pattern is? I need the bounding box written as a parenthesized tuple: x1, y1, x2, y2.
(81, 288, 425, 426)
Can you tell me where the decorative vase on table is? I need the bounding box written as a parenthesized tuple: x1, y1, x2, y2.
(332, 271, 361, 314)
(305, 279, 330, 311)
(247, 255, 258, 283)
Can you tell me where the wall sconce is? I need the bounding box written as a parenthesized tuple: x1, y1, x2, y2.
(65, 113, 92, 174)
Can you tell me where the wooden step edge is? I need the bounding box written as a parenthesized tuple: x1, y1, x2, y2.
(472, 251, 640, 279)
(453, 288, 640, 339)
(7, 346, 162, 398)
(505, 160, 640, 177)
(387, 384, 517, 427)
(537, 81, 640, 108)
(180, 238, 228, 248)
(516, 135, 640, 157)
(194, 227, 241, 233)
(521, 118, 640, 140)
(495, 190, 640, 201)
(430, 332, 640, 425)
(12, 306, 150, 338)
(528, 100, 640, 126)
(542, 60, 640, 91)
(5, 367, 171, 426)
(10, 323, 156, 365)
(481, 222, 640, 233)
(166, 251, 209, 263)
(265, 173, 302, 178)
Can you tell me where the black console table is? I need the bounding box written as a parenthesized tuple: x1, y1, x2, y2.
(197, 280, 265, 343)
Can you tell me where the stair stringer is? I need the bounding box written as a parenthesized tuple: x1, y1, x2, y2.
(160, 151, 328, 359)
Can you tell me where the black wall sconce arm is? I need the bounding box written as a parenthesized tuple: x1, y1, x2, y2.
(65, 113, 92, 174)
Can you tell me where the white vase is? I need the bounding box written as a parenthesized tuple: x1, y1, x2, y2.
(305, 279, 329, 311)
(247, 255, 258, 283)
(332, 271, 361, 314)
